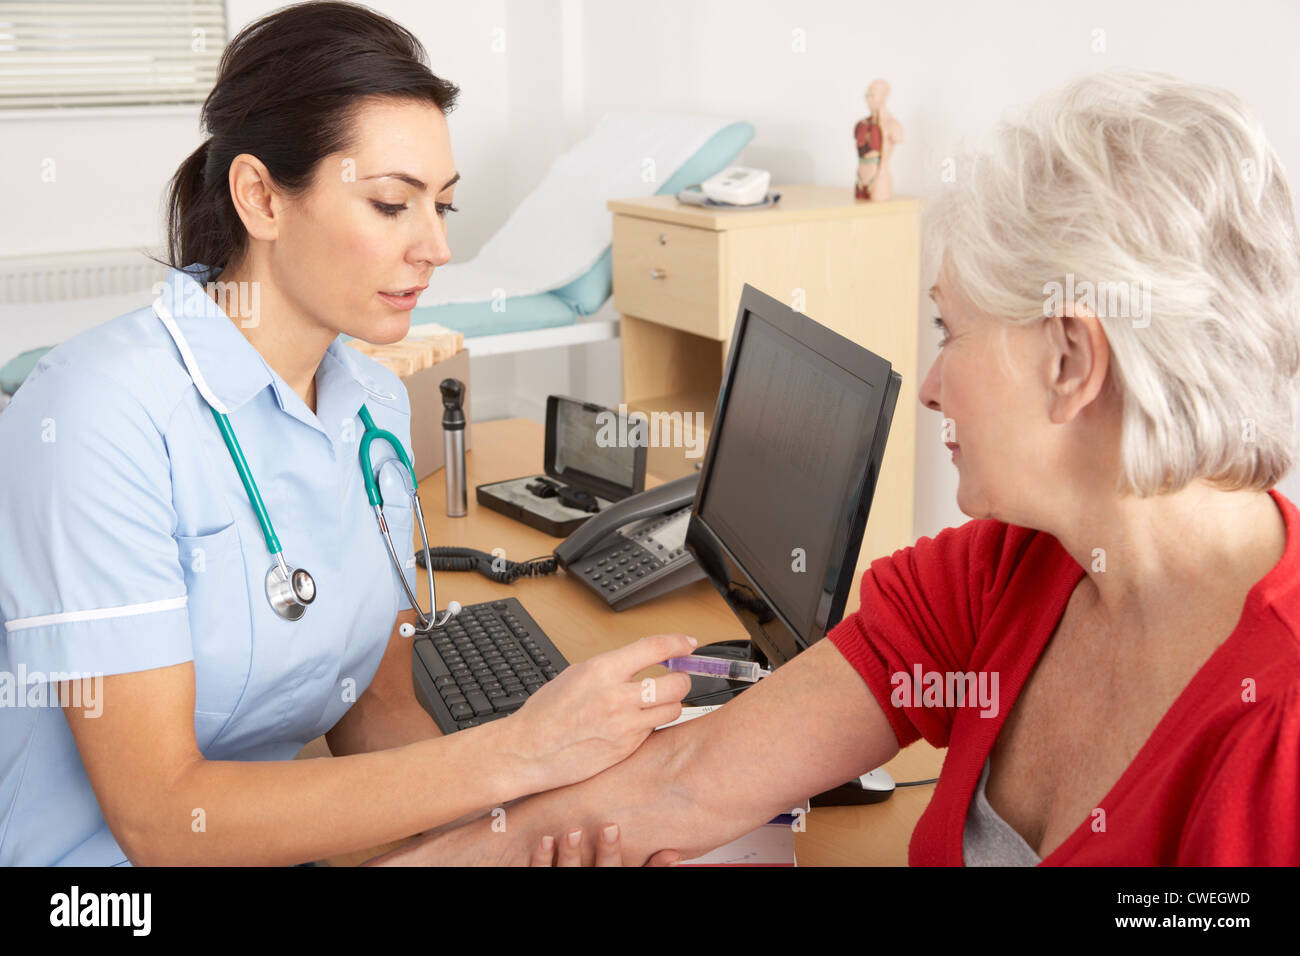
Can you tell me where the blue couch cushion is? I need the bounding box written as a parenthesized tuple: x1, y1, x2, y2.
(0, 346, 53, 396)
(400, 292, 578, 339)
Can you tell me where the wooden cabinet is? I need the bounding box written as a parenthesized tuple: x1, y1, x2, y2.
(608, 184, 922, 567)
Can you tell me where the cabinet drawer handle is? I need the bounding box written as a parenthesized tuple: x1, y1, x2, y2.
(658, 233, 668, 245)
(649, 268, 667, 279)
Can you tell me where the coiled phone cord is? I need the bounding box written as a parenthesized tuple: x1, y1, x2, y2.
(416, 546, 558, 585)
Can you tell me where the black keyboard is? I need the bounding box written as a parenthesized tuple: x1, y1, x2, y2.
(411, 597, 569, 733)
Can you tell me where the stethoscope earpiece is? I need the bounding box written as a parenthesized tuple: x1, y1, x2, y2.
(399, 600, 462, 638)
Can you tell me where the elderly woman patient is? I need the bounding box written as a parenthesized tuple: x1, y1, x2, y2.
(376, 68, 1300, 867)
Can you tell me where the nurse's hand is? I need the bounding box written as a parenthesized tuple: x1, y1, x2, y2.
(501, 632, 696, 792)
(529, 824, 682, 867)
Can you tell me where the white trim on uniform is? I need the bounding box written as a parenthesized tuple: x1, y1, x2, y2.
(4, 595, 188, 633)
(151, 293, 229, 415)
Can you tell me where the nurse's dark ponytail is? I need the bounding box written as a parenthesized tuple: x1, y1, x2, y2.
(159, 1, 460, 274)
(165, 139, 216, 269)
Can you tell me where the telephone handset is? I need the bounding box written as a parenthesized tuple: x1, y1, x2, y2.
(553, 473, 705, 610)
(417, 473, 704, 610)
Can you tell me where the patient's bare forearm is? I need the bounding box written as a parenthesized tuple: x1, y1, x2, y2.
(501, 718, 808, 864)
(370, 718, 739, 865)
(372, 638, 899, 865)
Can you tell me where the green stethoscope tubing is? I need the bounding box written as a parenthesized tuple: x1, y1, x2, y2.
(151, 286, 450, 630)
(210, 403, 419, 555)
(357, 404, 419, 506)
(211, 401, 453, 633)
(210, 406, 283, 555)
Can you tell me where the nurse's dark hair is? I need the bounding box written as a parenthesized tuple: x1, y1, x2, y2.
(159, 1, 459, 273)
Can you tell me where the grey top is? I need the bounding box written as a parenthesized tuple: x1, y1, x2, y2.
(962, 757, 1043, 866)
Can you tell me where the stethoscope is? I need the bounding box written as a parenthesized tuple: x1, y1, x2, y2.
(152, 294, 460, 637)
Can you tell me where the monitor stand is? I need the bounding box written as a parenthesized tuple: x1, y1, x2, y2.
(678, 639, 896, 806)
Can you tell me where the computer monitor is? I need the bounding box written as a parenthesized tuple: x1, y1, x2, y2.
(685, 283, 901, 674)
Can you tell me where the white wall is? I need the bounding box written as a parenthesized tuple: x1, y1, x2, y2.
(0, 0, 609, 431)
(0, 0, 520, 258)
(2, 0, 1298, 539)
(572, 0, 1300, 537)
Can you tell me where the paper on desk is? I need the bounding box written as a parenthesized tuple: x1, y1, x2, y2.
(654, 704, 722, 730)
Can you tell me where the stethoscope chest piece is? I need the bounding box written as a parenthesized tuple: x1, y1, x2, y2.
(265, 561, 316, 621)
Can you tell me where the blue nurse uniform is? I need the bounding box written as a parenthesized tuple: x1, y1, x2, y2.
(0, 263, 420, 865)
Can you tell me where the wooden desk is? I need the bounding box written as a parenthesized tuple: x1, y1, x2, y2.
(300, 418, 944, 865)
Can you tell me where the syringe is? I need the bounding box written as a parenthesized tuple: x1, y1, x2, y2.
(662, 654, 771, 683)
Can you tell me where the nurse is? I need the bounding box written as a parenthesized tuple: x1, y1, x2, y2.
(0, 1, 692, 866)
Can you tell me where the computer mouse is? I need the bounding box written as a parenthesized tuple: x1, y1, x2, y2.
(856, 768, 896, 792)
(809, 767, 896, 806)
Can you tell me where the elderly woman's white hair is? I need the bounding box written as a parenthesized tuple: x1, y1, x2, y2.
(925, 68, 1300, 495)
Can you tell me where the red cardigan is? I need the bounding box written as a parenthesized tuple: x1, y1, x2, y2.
(827, 489, 1300, 865)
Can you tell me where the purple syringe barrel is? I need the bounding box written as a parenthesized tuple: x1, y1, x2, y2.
(663, 655, 764, 682)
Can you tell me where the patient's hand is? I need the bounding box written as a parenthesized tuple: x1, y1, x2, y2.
(364, 725, 699, 867)
(364, 814, 681, 866)
(529, 824, 681, 867)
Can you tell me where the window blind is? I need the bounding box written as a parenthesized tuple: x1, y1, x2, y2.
(0, 0, 226, 110)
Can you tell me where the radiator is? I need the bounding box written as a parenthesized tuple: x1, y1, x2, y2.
(0, 249, 169, 305)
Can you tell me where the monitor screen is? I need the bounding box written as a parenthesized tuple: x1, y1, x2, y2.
(687, 284, 899, 667)
(698, 319, 878, 639)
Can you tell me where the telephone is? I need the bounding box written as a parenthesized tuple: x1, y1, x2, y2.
(416, 472, 704, 610)
(553, 473, 704, 610)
